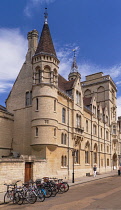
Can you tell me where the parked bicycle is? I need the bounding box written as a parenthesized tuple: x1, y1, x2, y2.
(4, 180, 23, 205)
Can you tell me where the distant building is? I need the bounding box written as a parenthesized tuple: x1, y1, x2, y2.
(0, 10, 121, 185)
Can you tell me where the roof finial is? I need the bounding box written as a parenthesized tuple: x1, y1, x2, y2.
(71, 49, 78, 72)
(44, 8, 48, 24)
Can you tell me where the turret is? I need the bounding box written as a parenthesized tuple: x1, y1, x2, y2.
(31, 9, 59, 157)
(32, 8, 59, 86)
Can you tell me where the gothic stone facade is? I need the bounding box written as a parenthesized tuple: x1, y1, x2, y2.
(0, 17, 121, 186)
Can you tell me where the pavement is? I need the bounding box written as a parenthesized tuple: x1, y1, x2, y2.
(0, 170, 118, 205)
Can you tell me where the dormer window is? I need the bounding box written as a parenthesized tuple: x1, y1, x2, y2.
(93, 105, 96, 116)
(76, 91, 81, 106)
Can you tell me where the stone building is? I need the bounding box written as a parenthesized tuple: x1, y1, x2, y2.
(0, 10, 121, 185)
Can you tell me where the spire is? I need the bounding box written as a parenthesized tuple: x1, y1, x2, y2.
(68, 49, 81, 81)
(71, 49, 78, 73)
(35, 8, 57, 58)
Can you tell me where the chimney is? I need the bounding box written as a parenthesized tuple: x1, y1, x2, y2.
(27, 29, 38, 52)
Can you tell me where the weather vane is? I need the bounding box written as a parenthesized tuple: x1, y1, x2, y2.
(71, 49, 78, 72)
(44, 8, 48, 24)
(72, 49, 76, 57)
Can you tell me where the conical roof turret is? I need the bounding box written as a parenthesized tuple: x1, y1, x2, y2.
(35, 8, 57, 58)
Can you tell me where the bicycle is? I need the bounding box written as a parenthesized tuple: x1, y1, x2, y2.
(4, 180, 22, 205)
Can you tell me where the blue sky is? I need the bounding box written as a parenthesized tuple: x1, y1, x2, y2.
(0, 0, 121, 116)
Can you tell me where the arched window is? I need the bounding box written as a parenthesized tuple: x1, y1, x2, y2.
(62, 108, 66, 123)
(54, 128, 56, 137)
(84, 89, 91, 97)
(44, 65, 51, 83)
(35, 66, 41, 84)
(64, 156, 67, 166)
(85, 142, 90, 164)
(61, 133, 64, 144)
(75, 150, 79, 164)
(93, 144, 98, 164)
(54, 99, 56, 112)
(61, 133, 66, 145)
(64, 134, 67, 145)
(61, 156, 67, 167)
(76, 91, 81, 105)
(35, 127, 38, 137)
(25, 91, 32, 106)
(36, 98, 38, 110)
(53, 69, 57, 85)
(61, 156, 64, 167)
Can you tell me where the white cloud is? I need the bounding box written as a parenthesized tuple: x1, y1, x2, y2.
(0, 82, 13, 93)
(0, 28, 27, 82)
(24, 0, 56, 17)
(116, 81, 121, 86)
(56, 44, 121, 84)
(0, 28, 27, 94)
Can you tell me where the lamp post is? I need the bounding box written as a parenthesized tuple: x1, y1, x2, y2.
(72, 149, 75, 183)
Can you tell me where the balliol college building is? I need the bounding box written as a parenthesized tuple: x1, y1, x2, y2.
(0, 10, 121, 186)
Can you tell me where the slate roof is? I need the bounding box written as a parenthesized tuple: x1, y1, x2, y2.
(0, 105, 13, 116)
(83, 97, 92, 106)
(0, 105, 7, 111)
(35, 23, 56, 57)
(58, 74, 75, 92)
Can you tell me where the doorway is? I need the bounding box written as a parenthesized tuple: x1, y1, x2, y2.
(25, 162, 32, 182)
(113, 153, 117, 169)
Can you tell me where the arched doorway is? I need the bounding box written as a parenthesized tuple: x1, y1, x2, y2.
(113, 153, 117, 169)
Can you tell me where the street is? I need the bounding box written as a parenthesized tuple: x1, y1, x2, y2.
(1, 175, 121, 210)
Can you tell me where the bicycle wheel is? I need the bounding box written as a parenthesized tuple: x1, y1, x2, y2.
(51, 187, 57, 197)
(4, 191, 13, 204)
(63, 182, 69, 192)
(44, 187, 52, 198)
(14, 191, 23, 205)
(25, 190, 37, 204)
(37, 190, 45, 202)
(59, 184, 65, 193)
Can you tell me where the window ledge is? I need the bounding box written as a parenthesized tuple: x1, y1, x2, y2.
(25, 105, 32, 108)
(85, 163, 90, 166)
(35, 136, 39, 138)
(74, 164, 80, 166)
(35, 110, 39, 112)
(61, 166, 68, 169)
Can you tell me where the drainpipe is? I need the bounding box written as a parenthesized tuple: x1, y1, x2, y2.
(104, 119, 106, 171)
(67, 99, 70, 179)
(91, 110, 93, 169)
(109, 109, 112, 171)
(98, 115, 100, 171)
